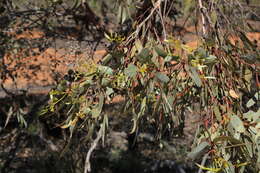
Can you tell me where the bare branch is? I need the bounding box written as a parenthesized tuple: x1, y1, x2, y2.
(84, 126, 103, 173)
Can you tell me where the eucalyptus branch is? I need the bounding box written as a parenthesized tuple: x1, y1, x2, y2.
(126, 0, 162, 43)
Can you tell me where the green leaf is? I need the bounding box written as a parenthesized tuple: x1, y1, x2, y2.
(213, 106, 222, 122)
(138, 97, 147, 118)
(124, 64, 138, 78)
(205, 55, 217, 65)
(137, 48, 151, 63)
(155, 72, 170, 83)
(244, 69, 252, 82)
(243, 109, 260, 123)
(186, 65, 202, 87)
(195, 163, 221, 172)
(195, 48, 207, 58)
(102, 114, 109, 145)
(91, 94, 104, 118)
(154, 46, 167, 58)
(188, 141, 210, 160)
(246, 98, 255, 108)
(230, 115, 245, 133)
(101, 53, 113, 65)
(164, 55, 172, 62)
(164, 55, 180, 63)
(98, 65, 113, 75)
(241, 54, 258, 64)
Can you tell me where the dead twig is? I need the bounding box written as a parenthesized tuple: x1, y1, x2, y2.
(84, 126, 103, 173)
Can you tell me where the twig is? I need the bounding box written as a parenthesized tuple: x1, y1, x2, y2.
(158, 0, 167, 40)
(198, 0, 207, 37)
(125, 0, 162, 44)
(84, 126, 103, 173)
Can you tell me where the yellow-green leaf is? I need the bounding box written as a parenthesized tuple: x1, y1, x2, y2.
(195, 163, 222, 172)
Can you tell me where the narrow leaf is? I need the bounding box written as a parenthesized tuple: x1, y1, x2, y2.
(186, 65, 202, 87)
(188, 141, 210, 160)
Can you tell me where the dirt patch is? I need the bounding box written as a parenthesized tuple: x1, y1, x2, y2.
(1, 30, 107, 97)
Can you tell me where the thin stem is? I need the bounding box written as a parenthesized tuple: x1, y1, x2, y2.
(84, 126, 103, 173)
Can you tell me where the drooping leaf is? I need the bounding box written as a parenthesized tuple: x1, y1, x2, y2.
(138, 97, 147, 119)
(98, 65, 113, 75)
(195, 163, 222, 172)
(205, 55, 217, 65)
(117, 5, 122, 24)
(164, 55, 180, 62)
(195, 47, 207, 58)
(124, 64, 138, 78)
(91, 94, 104, 118)
(186, 65, 202, 87)
(155, 72, 170, 83)
(101, 78, 111, 86)
(4, 106, 13, 128)
(102, 114, 109, 145)
(188, 141, 210, 160)
(121, 7, 128, 24)
(101, 53, 113, 65)
(130, 108, 138, 134)
(246, 98, 255, 108)
(213, 106, 222, 122)
(104, 32, 112, 41)
(243, 109, 260, 123)
(154, 45, 167, 58)
(230, 115, 245, 133)
(244, 68, 252, 82)
(137, 48, 151, 63)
